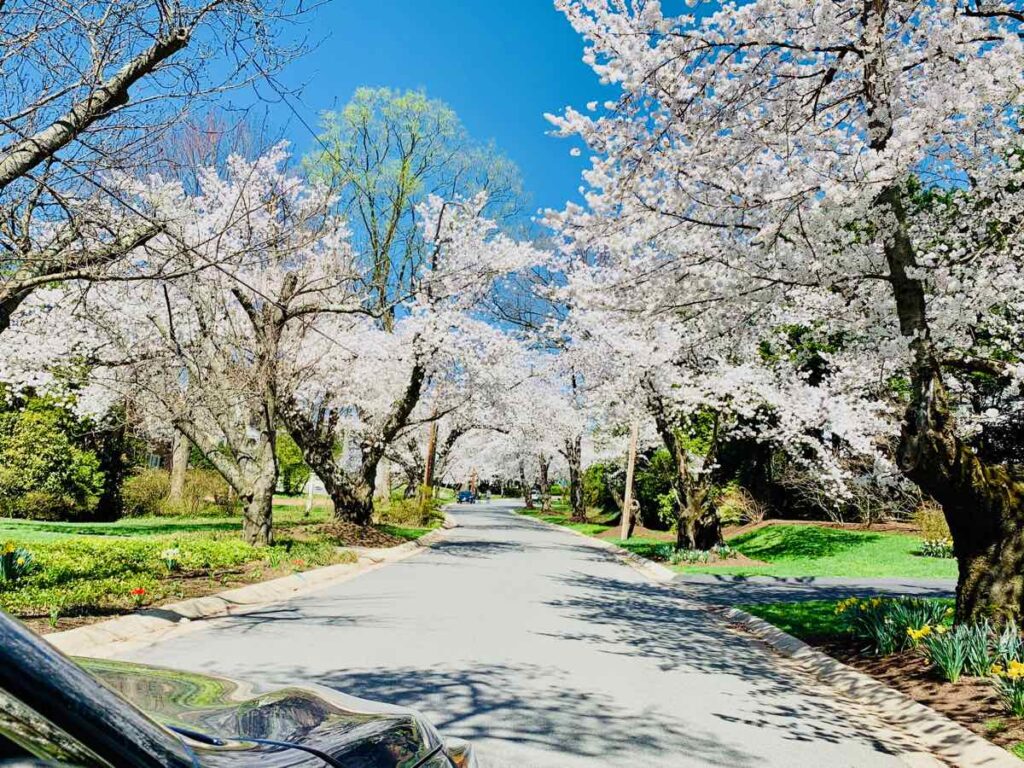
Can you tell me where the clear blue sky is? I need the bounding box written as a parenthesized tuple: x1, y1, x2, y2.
(257, 0, 612, 216)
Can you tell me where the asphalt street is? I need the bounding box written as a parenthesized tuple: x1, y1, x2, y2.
(123, 500, 941, 767)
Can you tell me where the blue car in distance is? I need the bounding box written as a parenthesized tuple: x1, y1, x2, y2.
(457, 490, 476, 504)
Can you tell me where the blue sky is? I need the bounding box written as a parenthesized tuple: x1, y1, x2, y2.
(254, 0, 611, 216)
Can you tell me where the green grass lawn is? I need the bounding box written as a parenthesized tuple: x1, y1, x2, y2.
(0, 495, 443, 625)
(518, 506, 615, 536)
(612, 537, 673, 560)
(739, 597, 956, 641)
(738, 600, 858, 640)
(680, 524, 958, 580)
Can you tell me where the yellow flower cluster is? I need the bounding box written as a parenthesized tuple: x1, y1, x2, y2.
(3, 542, 14, 555)
(907, 625, 932, 642)
(992, 660, 1024, 680)
(835, 596, 884, 615)
(906, 624, 948, 643)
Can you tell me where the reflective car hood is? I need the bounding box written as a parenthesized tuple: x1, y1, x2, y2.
(78, 658, 445, 767)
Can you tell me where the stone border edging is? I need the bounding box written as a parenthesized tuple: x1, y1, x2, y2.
(722, 605, 1021, 768)
(45, 513, 458, 659)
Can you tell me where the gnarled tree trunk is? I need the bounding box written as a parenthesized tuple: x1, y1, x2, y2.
(538, 454, 553, 513)
(879, 184, 1024, 622)
(647, 395, 723, 550)
(564, 435, 585, 523)
(520, 461, 535, 509)
(281, 360, 426, 526)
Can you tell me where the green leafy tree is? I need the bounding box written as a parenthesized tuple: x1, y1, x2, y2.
(276, 433, 311, 496)
(305, 87, 523, 330)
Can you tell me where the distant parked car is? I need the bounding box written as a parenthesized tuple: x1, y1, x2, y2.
(0, 609, 478, 767)
(530, 490, 542, 503)
(457, 490, 476, 504)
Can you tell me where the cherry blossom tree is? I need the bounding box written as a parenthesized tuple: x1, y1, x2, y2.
(279, 195, 543, 524)
(552, 0, 1024, 618)
(1, 147, 358, 545)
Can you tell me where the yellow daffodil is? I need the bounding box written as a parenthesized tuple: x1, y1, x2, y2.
(3, 542, 14, 554)
(907, 625, 933, 643)
(993, 663, 1006, 677)
(1006, 660, 1024, 681)
(15, 557, 24, 566)
(835, 597, 860, 615)
(934, 624, 948, 635)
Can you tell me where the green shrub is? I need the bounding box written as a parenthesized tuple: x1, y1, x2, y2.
(716, 483, 767, 527)
(634, 448, 675, 530)
(914, 501, 951, 540)
(376, 496, 442, 527)
(277, 433, 311, 496)
(0, 400, 104, 520)
(183, 469, 237, 515)
(921, 625, 969, 683)
(124, 468, 237, 517)
(582, 462, 622, 514)
(122, 469, 171, 516)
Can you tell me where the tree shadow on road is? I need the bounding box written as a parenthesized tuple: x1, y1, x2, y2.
(291, 661, 758, 767)
(540, 572, 918, 757)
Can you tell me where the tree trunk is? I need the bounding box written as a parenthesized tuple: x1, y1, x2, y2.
(878, 185, 1024, 622)
(241, 486, 275, 546)
(239, 444, 277, 547)
(565, 435, 585, 523)
(674, 480, 721, 551)
(168, 429, 190, 502)
(646, 397, 724, 551)
(538, 455, 552, 513)
(620, 422, 639, 540)
(326, 473, 375, 526)
(520, 462, 534, 509)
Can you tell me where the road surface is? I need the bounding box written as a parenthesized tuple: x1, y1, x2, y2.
(123, 500, 939, 767)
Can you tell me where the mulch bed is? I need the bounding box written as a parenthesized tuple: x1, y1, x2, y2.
(313, 522, 407, 548)
(26, 563, 283, 635)
(677, 551, 769, 569)
(809, 636, 1024, 749)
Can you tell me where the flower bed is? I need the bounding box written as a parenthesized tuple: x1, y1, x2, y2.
(743, 597, 1024, 758)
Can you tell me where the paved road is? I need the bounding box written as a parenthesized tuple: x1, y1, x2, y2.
(123, 501, 938, 767)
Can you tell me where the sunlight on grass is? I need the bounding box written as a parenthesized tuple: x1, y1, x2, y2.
(680, 525, 958, 579)
(740, 598, 955, 641)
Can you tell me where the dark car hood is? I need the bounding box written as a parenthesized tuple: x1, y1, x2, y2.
(78, 658, 445, 767)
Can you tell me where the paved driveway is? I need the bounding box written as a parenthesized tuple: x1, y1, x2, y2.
(123, 501, 936, 767)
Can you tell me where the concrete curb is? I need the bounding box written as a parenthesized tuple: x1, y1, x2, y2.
(514, 511, 676, 584)
(46, 513, 458, 659)
(722, 605, 1020, 768)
